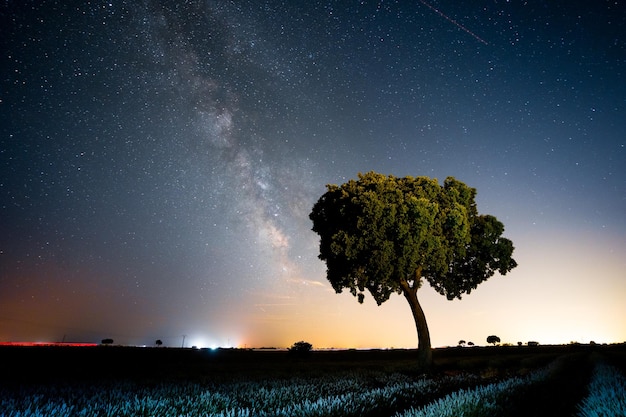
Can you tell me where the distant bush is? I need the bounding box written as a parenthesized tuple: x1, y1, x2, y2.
(101, 338, 114, 345)
(486, 335, 500, 346)
(289, 341, 313, 354)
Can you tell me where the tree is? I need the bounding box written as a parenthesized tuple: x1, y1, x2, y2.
(487, 335, 501, 345)
(310, 172, 517, 368)
(289, 341, 313, 354)
(101, 338, 114, 345)
(458, 340, 466, 347)
(155, 339, 163, 347)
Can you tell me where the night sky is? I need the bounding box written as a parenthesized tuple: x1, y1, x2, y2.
(1, 1, 624, 349)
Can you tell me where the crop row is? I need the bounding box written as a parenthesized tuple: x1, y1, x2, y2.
(0, 369, 481, 417)
(576, 361, 626, 417)
(395, 360, 557, 417)
(6, 356, 611, 417)
(393, 355, 626, 417)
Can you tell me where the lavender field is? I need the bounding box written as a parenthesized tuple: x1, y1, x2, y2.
(1, 345, 624, 417)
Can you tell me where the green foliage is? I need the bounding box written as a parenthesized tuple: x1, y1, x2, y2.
(309, 172, 517, 304)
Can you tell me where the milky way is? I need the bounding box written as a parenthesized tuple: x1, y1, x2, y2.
(1, 1, 624, 348)
(131, 2, 318, 273)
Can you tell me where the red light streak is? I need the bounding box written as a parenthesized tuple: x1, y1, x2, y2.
(0, 342, 98, 347)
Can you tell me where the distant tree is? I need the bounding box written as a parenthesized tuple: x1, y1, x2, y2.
(487, 335, 501, 345)
(527, 341, 539, 347)
(468, 341, 474, 346)
(289, 341, 313, 354)
(458, 340, 466, 347)
(518, 341, 523, 347)
(310, 172, 517, 368)
(155, 339, 163, 347)
(101, 338, 114, 345)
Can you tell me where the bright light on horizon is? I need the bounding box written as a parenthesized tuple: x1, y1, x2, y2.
(185, 335, 243, 349)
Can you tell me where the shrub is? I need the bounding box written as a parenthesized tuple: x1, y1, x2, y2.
(289, 341, 313, 354)
(486, 336, 500, 346)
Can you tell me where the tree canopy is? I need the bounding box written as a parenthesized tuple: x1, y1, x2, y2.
(487, 335, 501, 345)
(310, 172, 517, 367)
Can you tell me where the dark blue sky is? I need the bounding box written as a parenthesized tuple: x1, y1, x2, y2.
(1, 1, 624, 348)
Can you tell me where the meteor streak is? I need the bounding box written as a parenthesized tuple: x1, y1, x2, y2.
(418, 0, 488, 45)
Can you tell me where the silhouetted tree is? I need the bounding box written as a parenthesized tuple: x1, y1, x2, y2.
(468, 341, 474, 346)
(101, 338, 114, 345)
(155, 339, 163, 347)
(458, 340, 466, 347)
(487, 335, 501, 345)
(310, 172, 517, 368)
(289, 341, 313, 354)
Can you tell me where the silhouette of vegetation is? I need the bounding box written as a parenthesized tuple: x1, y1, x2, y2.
(155, 339, 163, 347)
(289, 341, 313, 354)
(310, 172, 517, 368)
(487, 335, 501, 345)
(101, 338, 114, 345)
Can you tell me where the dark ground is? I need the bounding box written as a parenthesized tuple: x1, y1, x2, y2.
(1, 344, 625, 417)
(1, 343, 624, 385)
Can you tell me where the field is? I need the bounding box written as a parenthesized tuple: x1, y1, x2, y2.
(1, 344, 625, 416)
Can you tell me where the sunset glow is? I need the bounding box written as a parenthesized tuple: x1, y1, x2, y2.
(1, 1, 624, 349)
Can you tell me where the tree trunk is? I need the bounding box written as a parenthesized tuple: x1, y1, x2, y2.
(401, 281, 433, 370)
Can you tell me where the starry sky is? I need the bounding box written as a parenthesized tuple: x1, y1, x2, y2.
(1, 1, 625, 349)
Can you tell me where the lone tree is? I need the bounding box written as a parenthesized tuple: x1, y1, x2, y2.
(487, 335, 501, 345)
(310, 172, 517, 368)
(289, 341, 313, 354)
